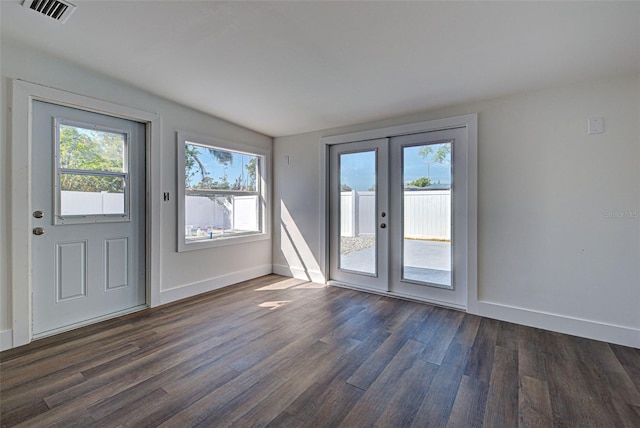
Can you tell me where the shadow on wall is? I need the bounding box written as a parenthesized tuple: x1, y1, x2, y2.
(280, 200, 324, 283)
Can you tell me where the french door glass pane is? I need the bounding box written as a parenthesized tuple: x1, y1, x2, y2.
(402, 142, 452, 287)
(339, 151, 376, 275)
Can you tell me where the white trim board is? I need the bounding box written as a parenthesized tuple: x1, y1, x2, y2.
(9, 79, 162, 349)
(475, 301, 640, 349)
(272, 264, 325, 284)
(160, 264, 272, 304)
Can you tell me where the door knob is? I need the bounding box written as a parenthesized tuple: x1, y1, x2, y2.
(33, 210, 44, 219)
(380, 223, 386, 229)
(33, 227, 44, 236)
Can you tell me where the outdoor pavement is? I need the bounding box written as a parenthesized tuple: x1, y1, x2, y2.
(341, 239, 451, 286)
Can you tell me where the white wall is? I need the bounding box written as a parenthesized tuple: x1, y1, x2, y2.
(1, 38, 273, 347)
(273, 73, 640, 347)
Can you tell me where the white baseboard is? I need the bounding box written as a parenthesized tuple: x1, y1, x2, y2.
(473, 300, 640, 349)
(1, 329, 13, 351)
(272, 264, 325, 284)
(160, 264, 273, 305)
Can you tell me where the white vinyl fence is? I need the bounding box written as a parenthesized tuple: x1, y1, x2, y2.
(341, 189, 451, 240)
(184, 195, 258, 235)
(61, 191, 124, 215)
(61, 191, 258, 234)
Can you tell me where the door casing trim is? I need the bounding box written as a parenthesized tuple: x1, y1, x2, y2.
(10, 79, 162, 348)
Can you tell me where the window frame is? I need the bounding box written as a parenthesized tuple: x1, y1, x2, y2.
(54, 118, 131, 225)
(177, 131, 270, 252)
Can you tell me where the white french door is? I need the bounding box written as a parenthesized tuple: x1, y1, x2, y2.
(328, 127, 469, 309)
(31, 101, 146, 337)
(329, 139, 389, 292)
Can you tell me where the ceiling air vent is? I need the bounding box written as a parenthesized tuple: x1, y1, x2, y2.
(22, 0, 77, 23)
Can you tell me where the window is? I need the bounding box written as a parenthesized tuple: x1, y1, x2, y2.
(54, 119, 130, 224)
(177, 132, 269, 251)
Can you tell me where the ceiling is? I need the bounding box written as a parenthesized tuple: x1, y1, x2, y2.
(2, 1, 639, 137)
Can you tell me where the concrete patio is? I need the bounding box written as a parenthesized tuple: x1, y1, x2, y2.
(341, 239, 451, 286)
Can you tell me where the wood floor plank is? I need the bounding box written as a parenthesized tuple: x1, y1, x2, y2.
(411, 313, 482, 427)
(483, 346, 518, 428)
(464, 317, 499, 382)
(518, 325, 549, 381)
(280, 332, 389, 424)
(518, 375, 553, 428)
(446, 375, 489, 428)
(374, 356, 438, 427)
(339, 340, 428, 427)
(546, 346, 626, 427)
(345, 318, 421, 390)
(1, 274, 639, 428)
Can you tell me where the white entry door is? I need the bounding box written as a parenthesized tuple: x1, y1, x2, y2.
(31, 101, 146, 337)
(329, 127, 469, 309)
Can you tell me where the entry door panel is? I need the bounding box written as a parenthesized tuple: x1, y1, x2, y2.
(32, 101, 146, 336)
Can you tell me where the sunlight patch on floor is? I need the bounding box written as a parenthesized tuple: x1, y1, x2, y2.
(255, 277, 307, 291)
(293, 283, 327, 289)
(258, 300, 292, 310)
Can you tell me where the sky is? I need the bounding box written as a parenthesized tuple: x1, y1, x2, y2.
(340, 143, 452, 191)
(186, 144, 256, 188)
(186, 142, 452, 191)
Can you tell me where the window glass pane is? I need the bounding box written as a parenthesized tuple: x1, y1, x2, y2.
(338, 150, 376, 275)
(402, 142, 452, 287)
(60, 174, 125, 215)
(185, 143, 258, 191)
(59, 124, 126, 173)
(185, 194, 260, 242)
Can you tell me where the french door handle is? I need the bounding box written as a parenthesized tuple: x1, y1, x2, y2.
(380, 223, 387, 229)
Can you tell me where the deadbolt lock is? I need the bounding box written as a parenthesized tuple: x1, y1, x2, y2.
(380, 223, 387, 229)
(33, 227, 44, 236)
(33, 210, 44, 219)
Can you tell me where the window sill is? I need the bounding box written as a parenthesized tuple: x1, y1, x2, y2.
(177, 231, 270, 252)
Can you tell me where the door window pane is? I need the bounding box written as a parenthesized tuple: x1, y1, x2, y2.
(402, 142, 452, 287)
(339, 151, 376, 275)
(59, 124, 126, 173)
(56, 120, 130, 222)
(60, 174, 125, 215)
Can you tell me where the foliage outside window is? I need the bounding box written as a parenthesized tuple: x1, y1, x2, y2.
(55, 120, 129, 222)
(178, 134, 268, 251)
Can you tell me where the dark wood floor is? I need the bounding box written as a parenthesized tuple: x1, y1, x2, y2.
(1, 275, 639, 427)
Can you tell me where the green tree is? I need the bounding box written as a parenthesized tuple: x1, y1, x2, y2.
(59, 125, 125, 193)
(185, 144, 234, 190)
(408, 177, 432, 188)
(341, 183, 353, 191)
(418, 143, 451, 179)
(244, 157, 257, 191)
